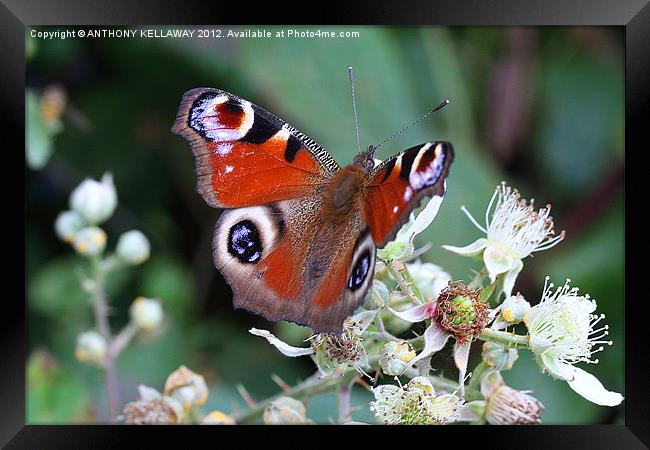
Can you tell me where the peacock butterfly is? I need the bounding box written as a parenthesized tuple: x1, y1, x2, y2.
(172, 83, 454, 334)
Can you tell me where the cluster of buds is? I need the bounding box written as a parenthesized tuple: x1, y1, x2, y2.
(54, 173, 150, 266)
(379, 341, 417, 376)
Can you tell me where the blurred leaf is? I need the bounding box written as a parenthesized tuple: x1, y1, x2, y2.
(27, 349, 91, 423)
(26, 90, 61, 170)
(138, 256, 194, 318)
(29, 255, 134, 319)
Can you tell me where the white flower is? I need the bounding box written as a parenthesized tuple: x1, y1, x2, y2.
(69, 172, 117, 225)
(378, 193, 444, 261)
(406, 260, 451, 300)
(54, 210, 86, 243)
(116, 230, 150, 265)
(370, 376, 463, 425)
(524, 278, 623, 406)
(130, 297, 164, 331)
(443, 182, 564, 297)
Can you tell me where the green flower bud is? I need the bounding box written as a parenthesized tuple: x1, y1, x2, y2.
(379, 341, 416, 376)
(481, 341, 519, 371)
(54, 210, 86, 243)
(263, 396, 311, 424)
(116, 230, 150, 265)
(75, 330, 107, 365)
(69, 173, 117, 225)
(364, 280, 390, 310)
(72, 226, 107, 256)
(130, 297, 163, 331)
(377, 240, 413, 262)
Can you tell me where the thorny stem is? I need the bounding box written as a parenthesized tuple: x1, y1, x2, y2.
(235, 370, 357, 424)
(90, 255, 120, 422)
(337, 380, 354, 423)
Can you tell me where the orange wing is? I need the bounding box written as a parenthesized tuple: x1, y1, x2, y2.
(171, 88, 340, 208)
(364, 142, 454, 247)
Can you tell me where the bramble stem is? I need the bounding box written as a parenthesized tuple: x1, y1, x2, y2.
(386, 260, 425, 304)
(337, 380, 353, 423)
(91, 255, 120, 422)
(478, 328, 529, 348)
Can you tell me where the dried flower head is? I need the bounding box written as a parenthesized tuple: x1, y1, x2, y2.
(435, 282, 489, 342)
(485, 385, 544, 425)
(122, 399, 178, 425)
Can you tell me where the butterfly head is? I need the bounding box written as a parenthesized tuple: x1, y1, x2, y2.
(352, 145, 377, 174)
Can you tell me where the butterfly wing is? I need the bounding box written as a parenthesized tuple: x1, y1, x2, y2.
(213, 196, 375, 334)
(173, 88, 373, 333)
(364, 142, 454, 247)
(171, 87, 340, 208)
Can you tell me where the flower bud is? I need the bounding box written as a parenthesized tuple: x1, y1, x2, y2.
(69, 173, 117, 225)
(481, 341, 519, 371)
(75, 330, 107, 365)
(364, 279, 390, 310)
(54, 210, 86, 243)
(406, 261, 451, 300)
(116, 230, 150, 265)
(377, 240, 413, 262)
(72, 226, 107, 256)
(202, 410, 236, 425)
(495, 294, 531, 329)
(164, 365, 208, 411)
(130, 297, 163, 331)
(379, 341, 416, 376)
(263, 396, 310, 424)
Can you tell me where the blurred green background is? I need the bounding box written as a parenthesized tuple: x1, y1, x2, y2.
(26, 26, 624, 424)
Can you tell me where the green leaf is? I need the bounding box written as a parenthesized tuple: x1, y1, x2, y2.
(27, 349, 91, 423)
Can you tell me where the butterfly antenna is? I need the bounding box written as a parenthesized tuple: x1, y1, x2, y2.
(348, 66, 363, 155)
(372, 99, 450, 152)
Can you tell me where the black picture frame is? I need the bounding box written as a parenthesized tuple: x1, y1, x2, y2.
(5, 0, 648, 447)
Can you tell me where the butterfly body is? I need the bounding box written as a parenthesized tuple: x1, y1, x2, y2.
(173, 87, 454, 334)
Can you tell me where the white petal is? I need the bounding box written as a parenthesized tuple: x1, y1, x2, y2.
(442, 238, 488, 257)
(407, 195, 444, 238)
(454, 340, 472, 391)
(412, 323, 451, 364)
(502, 259, 523, 298)
(567, 367, 624, 407)
(386, 303, 432, 323)
(249, 328, 314, 357)
(483, 244, 516, 282)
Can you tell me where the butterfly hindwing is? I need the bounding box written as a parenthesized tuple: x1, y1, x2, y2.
(364, 141, 454, 247)
(212, 196, 375, 333)
(171, 87, 340, 209)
